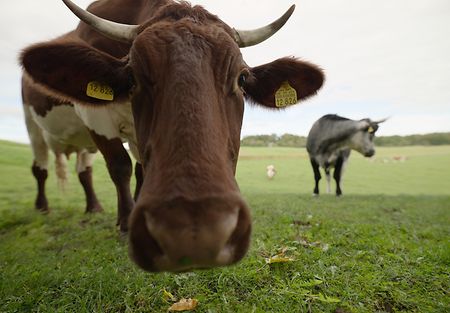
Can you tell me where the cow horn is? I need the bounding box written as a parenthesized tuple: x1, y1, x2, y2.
(373, 117, 389, 124)
(234, 4, 296, 48)
(62, 0, 139, 43)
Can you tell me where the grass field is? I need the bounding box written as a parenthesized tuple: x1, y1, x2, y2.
(0, 140, 449, 312)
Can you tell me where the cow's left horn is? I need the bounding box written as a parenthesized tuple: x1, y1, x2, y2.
(62, 0, 139, 43)
(234, 4, 296, 48)
(374, 117, 389, 124)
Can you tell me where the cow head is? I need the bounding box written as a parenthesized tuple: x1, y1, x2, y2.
(21, 0, 324, 272)
(351, 118, 387, 157)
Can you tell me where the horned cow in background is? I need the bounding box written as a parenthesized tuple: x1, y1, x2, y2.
(306, 114, 387, 196)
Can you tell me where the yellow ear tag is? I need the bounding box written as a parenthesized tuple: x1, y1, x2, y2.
(275, 81, 298, 108)
(368, 126, 374, 133)
(86, 81, 114, 101)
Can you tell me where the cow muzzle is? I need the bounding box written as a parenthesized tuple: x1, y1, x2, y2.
(364, 149, 375, 157)
(128, 194, 251, 272)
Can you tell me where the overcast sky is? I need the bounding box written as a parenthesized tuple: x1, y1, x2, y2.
(1, 0, 449, 143)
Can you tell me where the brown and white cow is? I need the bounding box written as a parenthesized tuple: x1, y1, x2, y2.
(21, 0, 324, 272)
(22, 69, 104, 214)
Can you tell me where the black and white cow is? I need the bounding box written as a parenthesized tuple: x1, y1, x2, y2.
(306, 114, 386, 196)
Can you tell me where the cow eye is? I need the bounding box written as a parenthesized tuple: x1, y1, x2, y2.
(238, 73, 247, 87)
(237, 70, 250, 89)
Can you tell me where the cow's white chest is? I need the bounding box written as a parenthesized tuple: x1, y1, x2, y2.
(73, 102, 139, 159)
(30, 104, 96, 152)
(316, 151, 340, 168)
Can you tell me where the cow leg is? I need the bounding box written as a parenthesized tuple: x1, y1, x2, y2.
(333, 156, 345, 196)
(325, 168, 331, 194)
(24, 104, 49, 212)
(76, 151, 103, 213)
(310, 158, 321, 196)
(32, 162, 48, 212)
(90, 132, 133, 232)
(134, 162, 143, 201)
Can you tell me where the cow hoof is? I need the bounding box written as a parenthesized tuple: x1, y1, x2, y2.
(36, 207, 50, 214)
(312, 193, 319, 197)
(35, 198, 49, 213)
(35, 204, 50, 214)
(118, 229, 128, 241)
(85, 204, 104, 213)
(117, 222, 129, 234)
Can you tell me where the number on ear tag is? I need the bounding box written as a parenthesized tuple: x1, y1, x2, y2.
(86, 81, 114, 101)
(275, 81, 297, 108)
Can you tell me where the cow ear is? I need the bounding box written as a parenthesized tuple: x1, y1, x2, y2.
(243, 57, 324, 109)
(21, 41, 132, 105)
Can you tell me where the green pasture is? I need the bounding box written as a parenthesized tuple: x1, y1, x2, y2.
(0, 140, 449, 312)
(237, 146, 450, 196)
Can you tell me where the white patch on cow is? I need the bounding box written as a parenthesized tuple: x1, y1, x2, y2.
(326, 172, 331, 193)
(73, 102, 140, 161)
(55, 153, 68, 190)
(76, 150, 95, 174)
(23, 103, 48, 169)
(29, 104, 97, 155)
(128, 141, 140, 163)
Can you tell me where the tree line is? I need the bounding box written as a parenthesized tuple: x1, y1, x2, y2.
(241, 132, 450, 147)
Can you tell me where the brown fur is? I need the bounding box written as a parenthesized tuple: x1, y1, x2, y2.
(31, 163, 49, 212)
(22, 74, 71, 117)
(78, 167, 103, 213)
(21, 0, 325, 272)
(244, 57, 324, 108)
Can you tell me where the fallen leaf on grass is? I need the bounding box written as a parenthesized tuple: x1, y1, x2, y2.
(168, 298, 198, 311)
(265, 254, 295, 264)
(162, 289, 177, 302)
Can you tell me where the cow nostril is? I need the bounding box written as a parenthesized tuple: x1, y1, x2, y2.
(130, 197, 251, 272)
(128, 208, 165, 272)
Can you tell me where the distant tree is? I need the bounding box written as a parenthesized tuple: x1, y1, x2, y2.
(241, 134, 279, 147)
(241, 132, 450, 147)
(374, 133, 450, 146)
(278, 133, 307, 147)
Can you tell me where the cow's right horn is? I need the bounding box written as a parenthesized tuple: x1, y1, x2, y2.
(234, 4, 296, 48)
(374, 117, 389, 124)
(62, 0, 139, 43)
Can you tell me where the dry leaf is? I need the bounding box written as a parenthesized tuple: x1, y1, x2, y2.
(168, 298, 198, 311)
(265, 254, 295, 264)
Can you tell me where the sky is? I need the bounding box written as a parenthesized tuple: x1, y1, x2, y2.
(1, 0, 449, 143)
